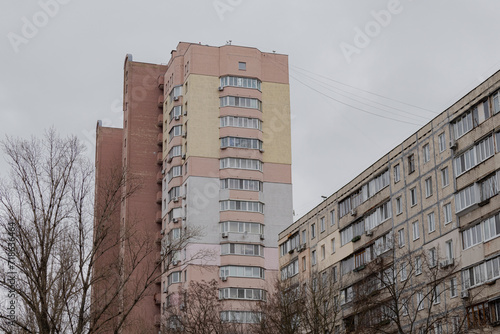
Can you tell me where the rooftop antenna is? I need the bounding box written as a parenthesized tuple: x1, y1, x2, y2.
(226, 40, 232, 45)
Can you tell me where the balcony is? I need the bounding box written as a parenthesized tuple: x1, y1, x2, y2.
(154, 293, 161, 305)
(156, 171, 163, 184)
(156, 231, 162, 245)
(156, 191, 162, 204)
(157, 95, 164, 108)
(157, 132, 163, 146)
(157, 114, 163, 127)
(155, 211, 162, 224)
(157, 75, 164, 90)
(156, 152, 162, 165)
(154, 314, 161, 327)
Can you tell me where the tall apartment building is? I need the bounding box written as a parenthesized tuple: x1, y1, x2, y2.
(94, 42, 292, 333)
(279, 71, 500, 333)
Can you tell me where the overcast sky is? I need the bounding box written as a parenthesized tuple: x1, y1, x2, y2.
(2, 0, 500, 221)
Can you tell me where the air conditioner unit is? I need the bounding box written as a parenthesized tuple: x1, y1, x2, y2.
(174, 116, 180, 121)
(163, 286, 168, 293)
(174, 96, 179, 101)
(461, 290, 469, 299)
(173, 260, 179, 266)
(260, 234, 265, 240)
(288, 248, 294, 254)
(182, 132, 187, 138)
(351, 209, 357, 217)
(173, 197, 179, 203)
(259, 149, 265, 153)
(449, 140, 457, 150)
(182, 154, 186, 159)
(222, 232, 228, 238)
(182, 195, 186, 199)
(173, 218, 179, 223)
(161, 229, 165, 235)
(221, 276, 227, 282)
(365, 230, 373, 236)
(167, 156, 173, 163)
(183, 111, 187, 116)
(218, 86, 224, 91)
(182, 217, 186, 221)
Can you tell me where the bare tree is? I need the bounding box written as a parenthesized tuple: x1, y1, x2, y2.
(161, 279, 245, 334)
(349, 247, 475, 334)
(0, 130, 202, 334)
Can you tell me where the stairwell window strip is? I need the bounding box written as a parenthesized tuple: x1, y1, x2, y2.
(219, 288, 266, 301)
(220, 96, 262, 110)
(220, 265, 265, 279)
(220, 178, 262, 191)
(221, 137, 263, 150)
(220, 221, 264, 234)
(220, 76, 261, 90)
(221, 243, 263, 256)
(220, 116, 262, 130)
(220, 157, 262, 171)
(220, 200, 264, 213)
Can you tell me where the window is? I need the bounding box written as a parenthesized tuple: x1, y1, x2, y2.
(220, 96, 261, 110)
(221, 137, 262, 150)
(450, 277, 457, 298)
(221, 243, 264, 256)
(320, 217, 325, 233)
(396, 197, 402, 215)
(340, 220, 365, 246)
(219, 288, 266, 301)
(332, 266, 338, 282)
(340, 286, 353, 305)
(321, 245, 325, 260)
(455, 184, 478, 213)
(438, 132, 446, 152)
(453, 110, 474, 139)
(220, 200, 264, 213)
(441, 167, 449, 187)
(394, 164, 401, 183)
(169, 85, 182, 102)
(169, 125, 182, 141)
(238, 62, 246, 70)
(374, 232, 393, 256)
(311, 250, 317, 266)
(491, 299, 500, 324)
(167, 166, 182, 182)
(220, 116, 262, 130)
(364, 201, 392, 231)
(301, 230, 306, 244)
(279, 233, 299, 256)
(311, 223, 316, 239)
(398, 229, 405, 248)
(220, 311, 261, 324)
(408, 154, 415, 174)
(412, 221, 420, 240)
(220, 178, 262, 191)
(429, 248, 437, 267)
(302, 257, 306, 271)
(480, 172, 499, 202)
(331, 238, 335, 253)
(466, 302, 490, 329)
(341, 256, 354, 276)
(443, 203, 452, 224)
(280, 259, 299, 279)
(168, 145, 182, 160)
(462, 213, 500, 249)
(417, 291, 424, 310)
(433, 285, 441, 304)
(220, 221, 264, 234)
(330, 209, 335, 226)
(167, 271, 182, 285)
(169, 105, 182, 121)
(454, 135, 494, 176)
(354, 246, 373, 268)
(415, 256, 422, 275)
(425, 177, 433, 197)
(401, 262, 408, 281)
(445, 240, 453, 261)
(423, 144, 430, 163)
(434, 322, 443, 334)
(220, 265, 265, 279)
(410, 187, 417, 206)
(220, 158, 262, 171)
(402, 298, 409, 316)
(427, 212, 435, 233)
(220, 76, 261, 90)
